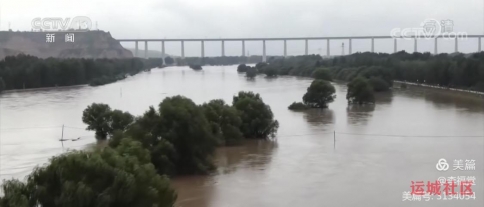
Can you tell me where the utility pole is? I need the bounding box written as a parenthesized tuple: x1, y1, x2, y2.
(341, 43, 345, 56)
(333, 131, 336, 149)
(60, 125, 65, 150)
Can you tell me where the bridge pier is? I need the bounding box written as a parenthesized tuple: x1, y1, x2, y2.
(414, 38, 417, 52)
(242, 40, 245, 56)
(393, 38, 397, 53)
(479, 37, 482, 52)
(161, 41, 165, 64)
(455, 38, 458, 53)
(222, 40, 225, 57)
(181, 41, 185, 59)
(201, 41, 205, 58)
(145, 41, 148, 58)
(135, 41, 138, 57)
(349, 39, 352, 54)
(371, 38, 374, 53)
(326, 39, 330, 56)
(305, 39, 308, 55)
(262, 40, 266, 62)
(434, 38, 438, 54)
(284, 40, 287, 57)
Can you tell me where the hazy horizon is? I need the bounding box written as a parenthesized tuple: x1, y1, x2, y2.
(1, 0, 483, 56)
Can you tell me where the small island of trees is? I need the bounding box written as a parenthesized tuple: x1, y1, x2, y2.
(0, 91, 279, 206)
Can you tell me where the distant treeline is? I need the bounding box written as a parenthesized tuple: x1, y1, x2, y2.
(0, 55, 162, 91)
(173, 56, 263, 66)
(262, 52, 484, 92)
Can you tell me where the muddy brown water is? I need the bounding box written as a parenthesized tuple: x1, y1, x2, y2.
(1, 65, 483, 206)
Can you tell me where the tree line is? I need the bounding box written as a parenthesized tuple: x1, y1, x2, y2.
(0, 92, 279, 206)
(0, 54, 163, 92)
(261, 51, 484, 92)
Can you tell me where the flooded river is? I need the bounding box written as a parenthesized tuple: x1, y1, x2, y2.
(1, 65, 483, 206)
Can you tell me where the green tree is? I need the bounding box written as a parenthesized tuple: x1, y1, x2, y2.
(156, 96, 217, 175)
(368, 76, 390, 92)
(237, 64, 248, 73)
(346, 77, 375, 104)
(0, 77, 6, 92)
(82, 103, 134, 140)
(255, 62, 268, 70)
(288, 102, 309, 110)
(82, 103, 113, 140)
(110, 96, 218, 176)
(164, 56, 174, 65)
(0, 180, 30, 207)
(312, 68, 332, 81)
(0, 139, 177, 207)
(264, 67, 278, 77)
(302, 80, 336, 108)
(246, 66, 257, 78)
(233, 91, 279, 139)
(202, 99, 244, 146)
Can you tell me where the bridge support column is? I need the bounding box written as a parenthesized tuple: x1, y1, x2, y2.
(455, 38, 458, 53)
(414, 38, 417, 52)
(326, 39, 330, 56)
(161, 41, 165, 64)
(262, 40, 266, 62)
(181, 41, 185, 59)
(479, 37, 482, 52)
(371, 38, 374, 53)
(144, 41, 148, 58)
(221, 40, 225, 57)
(135, 41, 138, 57)
(201, 41, 205, 58)
(242, 40, 245, 56)
(284, 40, 287, 57)
(434, 38, 438, 54)
(305, 39, 308, 55)
(393, 38, 397, 53)
(349, 39, 352, 55)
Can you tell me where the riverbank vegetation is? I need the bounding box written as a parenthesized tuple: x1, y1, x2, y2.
(0, 92, 279, 206)
(82, 92, 278, 176)
(0, 54, 160, 90)
(288, 102, 309, 110)
(189, 64, 203, 70)
(262, 52, 484, 92)
(0, 139, 177, 207)
(175, 56, 263, 66)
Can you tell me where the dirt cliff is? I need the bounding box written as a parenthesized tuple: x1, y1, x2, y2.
(0, 30, 133, 59)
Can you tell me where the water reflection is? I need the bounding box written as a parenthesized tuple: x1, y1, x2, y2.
(346, 104, 375, 126)
(215, 140, 277, 175)
(172, 140, 277, 207)
(302, 108, 335, 127)
(374, 91, 393, 105)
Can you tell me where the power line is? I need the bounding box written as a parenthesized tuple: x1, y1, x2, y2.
(0, 125, 63, 130)
(336, 132, 484, 138)
(276, 131, 484, 138)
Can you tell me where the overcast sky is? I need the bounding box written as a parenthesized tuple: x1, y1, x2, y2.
(1, 0, 483, 56)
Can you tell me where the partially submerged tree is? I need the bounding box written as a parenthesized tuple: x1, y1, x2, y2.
(302, 80, 336, 108)
(233, 91, 279, 139)
(202, 99, 244, 146)
(288, 102, 309, 110)
(110, 96, 218, 176)
(312, 68, 332, 81)
(246, 66, 257, 78)
(82, 103, 134, 140)
(346, 77, 375, 104)
(0, 138, 177, 207)
(237, 64, 248, 73)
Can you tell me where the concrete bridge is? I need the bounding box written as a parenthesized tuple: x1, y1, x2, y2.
(117, 35, 484, 62)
